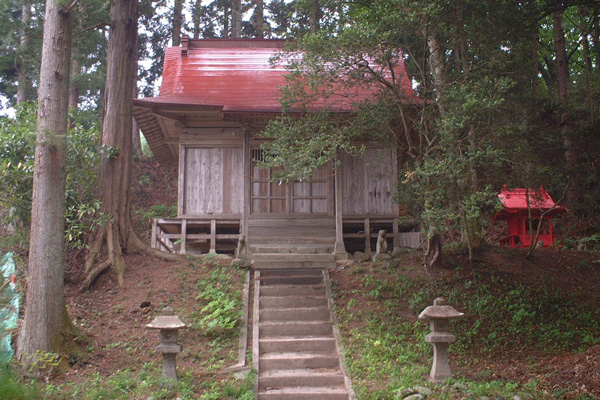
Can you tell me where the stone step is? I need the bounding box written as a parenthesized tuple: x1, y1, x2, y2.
(260, 307, 331, 322)
(253, 253, 335, 262)
(259, 269, 324, 277)
(254, 256, 335, 269)
(259, 321, 333, 337)
(260, 296, 328, 309)
(260, 285, 326, 297)
(258, 369, 345, 389)
(260, 275, 324, 286)
(251, 243, 334, 254)
(260, 352, 340, 370)
(250, 236, 336, 245)
(258, 386, 348, 400)
(260, 337, 337, 353)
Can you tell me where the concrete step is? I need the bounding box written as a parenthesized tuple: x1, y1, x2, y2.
(260, 337, 337, 353)
(259, 269, 323, 277)
(260, 296, 328, 309)
(259, 386, 348, 400)
(260, 352, 340, 370)
(259, 369, 345, 389)
(260, 285, 326, 297)
(259, 321, 333, 337)
(254, 253, 334, 262)
(252, 243, 334, 254)
(260, 275, 324, 286)
(250, 236, 336, 245)
(260, 307, 331, 322)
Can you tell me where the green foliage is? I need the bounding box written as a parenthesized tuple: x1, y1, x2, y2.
(0, 103, 102, 249)
(42, 363, 198, 400)
(0, 366, 41, 400)
(405, 272, 600, 353)
(139, 204, 177, 220)
(194, 267, 242, 336)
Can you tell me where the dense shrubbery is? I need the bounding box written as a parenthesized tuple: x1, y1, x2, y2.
(0, 104, 102, 249)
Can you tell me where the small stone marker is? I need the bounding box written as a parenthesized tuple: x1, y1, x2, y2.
(418, 297, 464, 383)
(373, 230, 391, 260)
(233, 235, 251, 268)
(146, 306, 188, 381)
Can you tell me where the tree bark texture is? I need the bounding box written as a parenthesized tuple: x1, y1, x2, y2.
(232, 0, 242, 38)
(193, 0, 201, 39)
(172, 0, 183, 46)
(16, 1, 32, 105)
(84, 0, 138, 287)
(82, 0, 179, 290)
(553, 8, 577, 204)
(255, 0, 264, 38)
(16, 0, 73, 363)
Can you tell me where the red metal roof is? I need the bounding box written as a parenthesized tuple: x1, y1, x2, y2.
(135, 38, 420, 113)
(495, 187, 567, 220)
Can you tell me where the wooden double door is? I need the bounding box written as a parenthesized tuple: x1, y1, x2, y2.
(251, 154, 333, 215)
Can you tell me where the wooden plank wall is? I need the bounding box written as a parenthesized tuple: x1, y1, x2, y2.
(341, 148, 396, 215)
(183, 147, 243, 215)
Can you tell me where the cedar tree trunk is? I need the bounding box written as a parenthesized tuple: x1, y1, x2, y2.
(16, 1, 32, 105)
(16, 0, 74, 364)
(172, 0, 183, 46)
(82, 0, 178, 290)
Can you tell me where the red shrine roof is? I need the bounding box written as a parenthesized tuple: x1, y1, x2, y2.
(494, 187, 567, 220)
(134, 38, 420, 113)
(133, 38, 420, 164)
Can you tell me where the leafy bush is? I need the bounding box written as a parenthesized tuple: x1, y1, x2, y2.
(195, 267, 242, 336)
(0, 366, 41, 400)
(0, 103, 102, 249)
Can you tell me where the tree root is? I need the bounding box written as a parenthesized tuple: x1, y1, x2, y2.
(81, 218, 182, 291)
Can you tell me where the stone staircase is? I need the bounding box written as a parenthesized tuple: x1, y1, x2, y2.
(254, 269, 353, 400)
(249, 218, 336, 269)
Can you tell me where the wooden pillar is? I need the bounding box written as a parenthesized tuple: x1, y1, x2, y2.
(242, 127, 251, 241)
(180, 219, 187, 255)
(177, 145, 186, 216)
(333, 161, 348, 259)
(393, 218, 399, 250)
(151, 219, 157, 250)
(364, 218, 371, 255)
(209, 219, 217, 254)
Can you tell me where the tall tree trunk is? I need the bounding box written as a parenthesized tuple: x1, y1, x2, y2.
(16, 0, 74, 364)
(193, 0, 201, 39)
(172, 0, 183, 46)
(232, 0, 241, 38)
(69, 57, 81, 114)
(82, 0, 178, 290)
(579, 6, 595, 122)
(223, 4, 230, 37)
(309, 0, 318, 33)
(553, 7, 577, 204)
(255, 0, 264, 38)
(531, 35, 540, 97)
(83, 0, 138, 288)
(16, 1, 32, 105)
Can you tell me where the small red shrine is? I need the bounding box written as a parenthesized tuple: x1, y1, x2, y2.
(494, 187, 567, 248)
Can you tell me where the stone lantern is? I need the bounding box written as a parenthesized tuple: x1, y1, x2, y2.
(146, 306, 188, 381)
(418, 297, 464, 383)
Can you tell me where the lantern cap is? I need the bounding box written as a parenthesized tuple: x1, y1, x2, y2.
(418, 297, 464, 320)
(146, 307, 188, 330)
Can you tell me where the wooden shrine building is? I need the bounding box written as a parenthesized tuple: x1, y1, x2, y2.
(133, 38, 421, 265)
